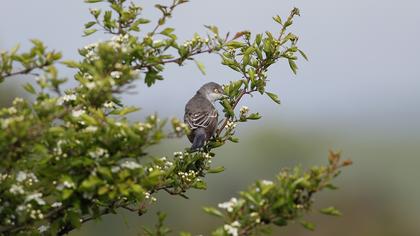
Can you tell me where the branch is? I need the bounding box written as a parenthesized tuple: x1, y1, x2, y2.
(133, 48, 213, 70)
(1, 62, 50, 79)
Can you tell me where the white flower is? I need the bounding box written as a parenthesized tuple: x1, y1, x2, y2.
(13, 97, 24, 105)
(72, 109, 85, 118)
(218, 197, 238, 212)
(9, 184, 24, 195)
(85, 82, 95, 89)
(111, 166, 121, 173)
(17, 205, 26, 211)
(84, 42, 98, 50)
(110, 71, 123, 79)
(16, 171, 27, 182)
(261, 180, 274, 185)
(51, 202, 62, 208)
(250, 212, 261, 223)
(84, 126, 98, 132)
(224, 224, 239, 236)
(103, 101, 116, 109)
(231, 221, 241, 227)
(57, 94, 76, 105)
(25, 193, 46, 205)
(226, 120, 237, 129)
(239, 106, 249, 114)
(83, 73, 93, 80)
(120, 161, 141, 170)
(63, 94, 76, 102)
(88, 148, 109, 158)
(56, 181, 75, 190)
(38, 224, 49, 233)
(8, 107, 17, 114)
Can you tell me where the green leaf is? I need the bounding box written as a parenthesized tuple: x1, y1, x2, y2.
(80, 114, 98, 125)
(97, 167, 112, 179)
(247, 113, 262, 120)
(83, 29, 98, 37)
(67, 211, 82, 228)
(62, 189, 74, 200)
(244, 46, 256, 57)
(288, 59, 298, 74)
(81, 175, 101, 189)
(266, 92, 281, 104)
(207, 141, 224, 149)
(84, 0, 103, 3)
(10, 44, 20, 54)
(194, 59, 206, 75)
(229, 80, 243, 96)
(61, 60, 80, 68)
(221, 100, 234, 117)
(225, 41, 244, 48)
(273, 218, 287, 226)
(160, 27, 175, 36)
(248, 69, 256, 82)
(84, 21, 96, 29)
(272, 15, 283, 25)
(135, 18, 150, 24)
(324, 183, 339, 190)
(320, 206, 342, 216)
(255, 34, 262, 45)
(30, 39, 44, 49)
(192, 181, 207, 190)
(202, 207, 223, 217)
(111, 106, 140, 116)
(298, 49, 309, 61)
(180, 232, 192, 236)
(204, 25, 219, 35)
(228, 136, 239, 143)
(208, 166, 225, 173)
(23, 83, 36, 94)
(211, 227, 225, 236)
(300, 220, 316, 231)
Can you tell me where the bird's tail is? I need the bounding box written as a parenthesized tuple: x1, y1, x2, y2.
(191, 128, 206, 151)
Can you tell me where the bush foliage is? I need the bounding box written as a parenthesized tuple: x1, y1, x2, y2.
(0, 0, 351, 235)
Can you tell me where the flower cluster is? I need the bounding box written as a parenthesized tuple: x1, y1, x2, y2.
(226, 120, 237, 129)
(57, 93, 77, 105)
(83, 42, 100, 62)
(109, 34, 130, 52)
(224, 221, 241, 236)
(120, 160, 142, 170)
(178, 170, 198, 184)
(182, 34, 209, 48)
(239, 105, 249, 115)
(144, 192, 157, 203)
(218, 197, 242, 213)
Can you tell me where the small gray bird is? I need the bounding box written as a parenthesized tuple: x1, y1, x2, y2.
(184, 82, 225, 151)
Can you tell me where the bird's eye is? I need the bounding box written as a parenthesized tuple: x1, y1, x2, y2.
(213, 88, 218, 93)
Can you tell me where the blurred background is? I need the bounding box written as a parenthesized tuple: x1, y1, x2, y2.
(1, 0, 419, 235)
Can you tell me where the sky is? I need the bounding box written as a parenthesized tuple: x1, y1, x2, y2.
(1, 0, 419, 138)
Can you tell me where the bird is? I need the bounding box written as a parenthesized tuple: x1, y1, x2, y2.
(184, 82, 225, 151)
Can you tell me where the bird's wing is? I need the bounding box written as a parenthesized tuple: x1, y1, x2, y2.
(185, 109, 218, 130)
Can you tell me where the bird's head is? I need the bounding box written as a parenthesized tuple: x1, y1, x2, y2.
(198, 82, 225, 102)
